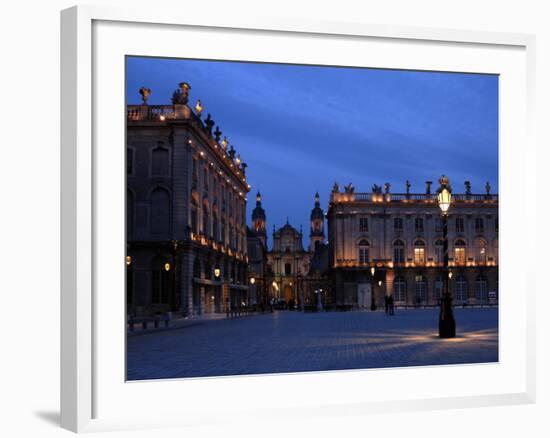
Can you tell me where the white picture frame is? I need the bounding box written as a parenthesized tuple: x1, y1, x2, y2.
(60, 5, 536, 433)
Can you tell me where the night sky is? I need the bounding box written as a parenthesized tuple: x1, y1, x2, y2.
(126, 57, 498, 247)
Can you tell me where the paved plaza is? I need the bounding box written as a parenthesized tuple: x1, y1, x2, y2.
(127, 308, 498, 381)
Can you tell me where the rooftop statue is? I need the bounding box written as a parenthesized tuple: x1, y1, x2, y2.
(405, 180, 411, 195)
(384, 182, 391, 194)
(344, 183, 355, 194)
(464, 181, 472, 195)
(214, 126, 222, 142)
(139, 87, 151, 105)
(171, 82, 191, 105)
(204, 114, 215, 135)
(332, 182, 340, 193)
(194, 99, 203, 117)
(371, 184, 382, 194)
(485, 181, 491, 195)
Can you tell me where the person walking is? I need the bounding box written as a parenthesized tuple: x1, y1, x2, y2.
(384, 295, 389, 315)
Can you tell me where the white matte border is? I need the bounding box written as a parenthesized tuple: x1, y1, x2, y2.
(61, 5, 536, 433)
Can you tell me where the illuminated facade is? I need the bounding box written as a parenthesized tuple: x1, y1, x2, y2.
(327, 181, 498, 308)
(126, 82, 250, 317)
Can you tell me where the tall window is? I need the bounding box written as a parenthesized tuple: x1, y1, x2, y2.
(285, 263, 292, 275)
(495, 217, 499, 233)
(434, 239, 444, 264)
(202, 204, 209, 237)
(359, 217, 369, 232)
(455, 217, 465, 233)
(394, 276, 406, 303)
(455, 275, 467, 302)
(415, 218, 424, 233)
(221, 219, 226, 244)
(475, 217, 485, 233)
(358, 239, 370, 264)
(212, 213, 218, 242)
(393, 239, 405, 264)
(475, 238, 487, 263)
(150, 188, 170, 234)
(191, 206, 198, 234)
(151, 147, 169, 176)
(394, 217, 403, 232)
(413, 239, 425, 264)
(203, 167, 209, 191)
(454, 239, 466, 265)
(475, 275, 488, 302)
(415, 275, 427, 303)
(192, 158, 198, 181)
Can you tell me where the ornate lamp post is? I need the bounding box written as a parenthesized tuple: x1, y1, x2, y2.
(437, 175, 456, 338)
(370, 266, 376, 311)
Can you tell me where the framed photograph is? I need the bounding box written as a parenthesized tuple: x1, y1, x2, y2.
(61, 5, 536, 433)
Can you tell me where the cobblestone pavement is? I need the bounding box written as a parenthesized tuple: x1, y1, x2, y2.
(127, 308, 498, 380)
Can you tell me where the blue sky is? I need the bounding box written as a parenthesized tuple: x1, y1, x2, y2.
(127, 57, 498, 246)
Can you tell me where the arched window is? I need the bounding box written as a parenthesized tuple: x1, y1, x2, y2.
(434, 239, 444, 264)
(151, 146, 169, 176)
(455, 275, 467, 302)
(475, 275, 488, 302)
(415, 274, 427, 303)
(150, 188, 170, 234)
(357, 239, 370, 264)
(150, 256, 169, 305)
(454, 239, 466, 265)
(414, 239, 425, 264)
(394, 276, 406, 303)
(475, 238, 487, 264)
(393, 239, 405, 264)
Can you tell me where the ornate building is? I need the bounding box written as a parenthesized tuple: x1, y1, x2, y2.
(264, 193, 331, 306)
(126, 82, 250, 317)
(327, 180, 498, 308)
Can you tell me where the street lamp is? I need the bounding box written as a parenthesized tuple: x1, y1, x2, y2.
(437, 175, 456, 338)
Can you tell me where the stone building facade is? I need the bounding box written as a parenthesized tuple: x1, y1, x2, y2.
(327, 180, 498, 308)
(126, 83, 250, 317)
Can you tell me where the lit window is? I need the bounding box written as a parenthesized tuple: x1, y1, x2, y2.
(358, 239, 370, 264)
(454, 239, 466, 265)
(413, 240, 425, 264)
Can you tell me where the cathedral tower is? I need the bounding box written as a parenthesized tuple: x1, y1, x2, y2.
(309, 192, 325, 252)
(252, 191, 267, 247)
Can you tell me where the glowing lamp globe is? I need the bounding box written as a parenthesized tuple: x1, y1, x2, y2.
(437, 188, 452, 214)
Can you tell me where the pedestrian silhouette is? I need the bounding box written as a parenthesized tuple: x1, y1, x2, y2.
(384, 295, 389, 315)
(389, 295, 395, 315)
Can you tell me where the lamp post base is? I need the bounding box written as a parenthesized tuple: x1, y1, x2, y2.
(439, 316, 456, 338)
